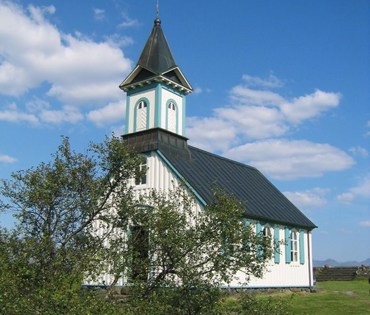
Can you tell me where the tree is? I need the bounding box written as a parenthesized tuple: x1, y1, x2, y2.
(120, 188, 272, 314)
(0, 136, 273, 314)
(0, 136, 143, 314)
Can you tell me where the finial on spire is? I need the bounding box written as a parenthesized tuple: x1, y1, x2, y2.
(154, 0, 161, 25)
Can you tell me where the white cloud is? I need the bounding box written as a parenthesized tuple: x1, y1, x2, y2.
(0, 154, 17, 163)
(193, 87, 203, 94)
(349, 146, 368, 158)
(0, 2, 132, 105)
(230, 86, 284, 106)
(337, 174, 370, 203)
(215, 105, 288, 139)
(366, 120, 370, 137)
(190, 75, 341, 147)
(105, 34, 134, 48)
(225, 139, 354, 180)
(0, 62, 31, 96)
(229, 76, 340, 125)
(186, 74, 347, 180)
(87, 101, 125, 126)
(187, 117, 237, 152)
(93, 8, 105, 21)
(359, 221, 370, 228)
(241, 73, 283, 88)
(40, 106, 83, 124)
(283, 188, 329, 210)
(280, 89, 341, 124)
(26, 97, 50, 113)
(0, 108, 38, 124)
(118, 13, 139, 28)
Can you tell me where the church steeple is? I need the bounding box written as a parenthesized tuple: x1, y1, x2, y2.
(136, 18, 177, 76)
(120, 18, 192, 138)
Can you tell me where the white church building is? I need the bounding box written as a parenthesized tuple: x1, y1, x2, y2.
(117, 17, 316, 289)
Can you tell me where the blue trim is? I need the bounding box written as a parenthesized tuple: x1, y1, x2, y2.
(156, 151, 207, 207)
(160, 83, 186, 97)
(125, 96, 131, 134)
(274, 226, 280, 264)
(155, 84, 162, 128)
(299, 230, 305, 265)
(182, 94, 186, 136)
(256, 222, 262, 234)
(243, 219, 251, 228)
(126, 82, 187, 135)
(127, 82, 185, 98)
(285, 227, 291, 264)
(127, 83, 157, 96)
(256, 222, 263, 258)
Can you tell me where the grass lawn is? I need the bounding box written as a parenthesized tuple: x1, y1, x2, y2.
(221, 278, 370, 314)
(289, 279, 370, 315)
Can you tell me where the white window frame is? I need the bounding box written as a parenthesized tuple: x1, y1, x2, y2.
(167, 101, 176, 133)
(290, 230, 298, 262)
(135, 158, 147, 186)
(136, 100, 148, 131)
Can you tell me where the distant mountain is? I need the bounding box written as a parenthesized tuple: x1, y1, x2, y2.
(313, 258, 370, 267)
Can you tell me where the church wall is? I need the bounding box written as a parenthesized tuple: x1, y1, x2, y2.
(228, 229, 313, 288)
(87, 152, 313, 288)
(133, 151, 201, 212)
(134, 152, 314, 289)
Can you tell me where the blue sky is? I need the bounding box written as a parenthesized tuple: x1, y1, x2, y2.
(0, 0, 369, 262)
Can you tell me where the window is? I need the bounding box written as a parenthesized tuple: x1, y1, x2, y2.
(263, 226, 272, 238)
(168, 102, 176, 110)
(136, 100, 148, 131)
(167, 101, 176, 133)
(135, 158, 147, 185)
(262, 226, 272, 259)
(290, 230, 298, 262)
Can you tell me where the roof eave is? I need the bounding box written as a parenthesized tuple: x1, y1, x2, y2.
(163, 67, 193, 91)
(120, 73, 192, 94)
(119, 65, 142, 90)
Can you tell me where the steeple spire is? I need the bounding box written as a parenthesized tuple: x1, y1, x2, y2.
(119, 17, 192, 93)
(136, 17, 176, 74)
(156, 0, 159, 19)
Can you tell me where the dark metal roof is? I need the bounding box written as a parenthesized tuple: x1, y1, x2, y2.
(159, 145, 317, 230)
(119, 19, 192, 93)
(137, 18, 177, 75)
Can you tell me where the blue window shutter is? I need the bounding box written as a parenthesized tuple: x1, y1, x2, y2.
(285, 227, 291, 264)
(242, 219, 251, 252)
(243, 219, 250, 229)
(256, 222, 262, 234)
(274, 226, 280, 264)
(256, 222, 262, 258)
(299, 230, 305, 264)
